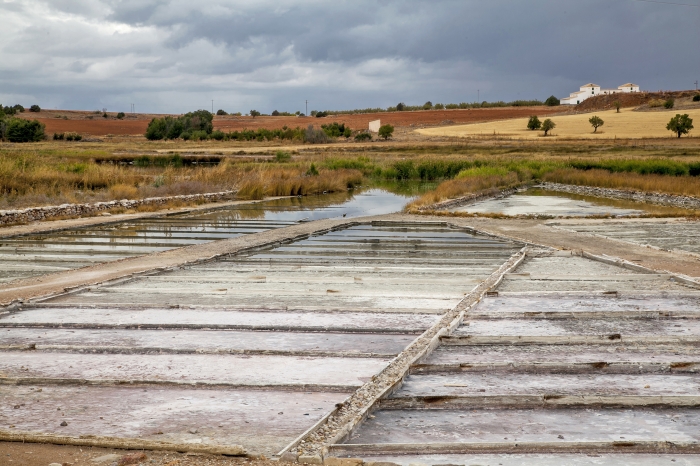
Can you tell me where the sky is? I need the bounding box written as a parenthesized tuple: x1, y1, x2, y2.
(1, 0, 699, 114)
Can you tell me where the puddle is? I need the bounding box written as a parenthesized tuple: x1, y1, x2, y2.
(451, 188, 694, 217)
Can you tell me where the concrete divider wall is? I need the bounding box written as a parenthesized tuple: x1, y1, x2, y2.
(0, 190, 236, 226)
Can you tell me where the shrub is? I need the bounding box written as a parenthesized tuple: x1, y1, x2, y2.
(694, 94, 700, 102)
(354, 132, 372, 141)
(589, 115, 604, 133)
(250, 110, 261, 118)
(396, 103, 405, 111)
(306, 163, 319, 176)
(544, 96, 560, 106)
(434, 103, 445, 110)
(666, 114, 694, 138)
(527, 116, 542, 131)
(541, 119, 556, 136)
(321, 122, 351, 138)
(304, 125, 331, 144)
(117, 112, 125, 119)
(664, 98, 675, 109)
(210, 130, 225, 141)
(648, 99, 664, 108)
(614, 101, 621, 113)
(145, 110, 213, 140)
(64, 132, 82, 141)
(53, 132, 64, 140)
(29, 105, 41, 112)
(423, 101, 433, 110)
(315, 111, 329, 118)
(378, 124, 394, 140)
(216, 109, 228, 116)
(275, 151, 292, 162)
(103, 112, 108, 118)
(2, 118, 46, 142)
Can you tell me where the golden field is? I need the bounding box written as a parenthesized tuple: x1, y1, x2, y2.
(417, 108, 700, 140)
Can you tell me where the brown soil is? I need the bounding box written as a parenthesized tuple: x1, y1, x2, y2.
(15, 107, 565, 137)
(575, 90, 700, 112)
(0, 442, 273, 466)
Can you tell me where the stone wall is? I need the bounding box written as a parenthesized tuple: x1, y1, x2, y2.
(0, 191, 236, 226)
(539, 182, 700, 210)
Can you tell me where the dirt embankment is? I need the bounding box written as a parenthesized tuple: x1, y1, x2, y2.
(576, 90, 700, 112)
(15, 107, 564, 136)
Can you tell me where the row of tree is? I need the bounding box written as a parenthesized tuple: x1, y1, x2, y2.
(526, 114, 694, 138)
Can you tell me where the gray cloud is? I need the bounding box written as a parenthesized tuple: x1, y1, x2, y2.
(1, 0, 698, 113)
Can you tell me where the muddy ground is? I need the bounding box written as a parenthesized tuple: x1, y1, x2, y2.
(0, 442, 274, 466)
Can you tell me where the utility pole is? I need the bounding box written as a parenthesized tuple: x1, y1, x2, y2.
(305, 100, 308, 116)
(695, 80, 698, 91)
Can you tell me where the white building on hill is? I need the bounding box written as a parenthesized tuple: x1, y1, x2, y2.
(561, 83, 640, 105)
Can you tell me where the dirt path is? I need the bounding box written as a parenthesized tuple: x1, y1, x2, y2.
(0, 441, 275, 466)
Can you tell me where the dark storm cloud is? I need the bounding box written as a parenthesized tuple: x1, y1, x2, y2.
(1, 0, 698, 113)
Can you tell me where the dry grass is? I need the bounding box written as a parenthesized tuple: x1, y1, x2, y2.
(405, 173, 521, 211)
(417, 108, 700, 140)
(544, 168, 700, 197)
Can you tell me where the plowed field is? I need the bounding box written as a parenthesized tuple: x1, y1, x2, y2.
(17, 107, 564, 136)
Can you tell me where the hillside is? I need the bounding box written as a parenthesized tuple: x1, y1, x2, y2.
(576, 90, 700, 112)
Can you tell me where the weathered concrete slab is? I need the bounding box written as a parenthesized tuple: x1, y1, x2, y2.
(343, 408, 700, 444)
(0, 328, 416, 356)
(0, 352, 390, 388)
(0, 384, 345, 456)
(1, 307, 438, 332)
(392, 373, 700, 398)
(356, 453, 700, 465)
(472, 295, 700, 318)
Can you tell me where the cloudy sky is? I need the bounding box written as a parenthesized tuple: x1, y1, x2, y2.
(1, 0, 698, 114)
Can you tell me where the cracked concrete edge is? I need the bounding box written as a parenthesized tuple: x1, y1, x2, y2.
(279, 247, 529, 462)
(328, 440, 700, 456)
(0, 217, 366, 307)
(0, 377, 358, 393)
(0, 429, 246, 456)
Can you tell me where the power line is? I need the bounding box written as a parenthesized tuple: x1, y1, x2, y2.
(629, 0, 700, 6)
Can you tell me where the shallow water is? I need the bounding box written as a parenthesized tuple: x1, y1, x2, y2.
(451, 188, 691, 217)
(0, 187, 418, 284)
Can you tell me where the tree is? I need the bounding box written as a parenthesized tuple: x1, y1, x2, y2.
(250, 110, 260, 118)
(589, 115, 604, 133)
(666, 114, 694, 138)
(541, 119, 556, 136)
(396, 102, 405, 111)
(694, 94, 700, 102)
(423, 101, 433, 110)
(29, 105, 41, 112)
(434, 103, 445, 110)
(544, 96, 560, 106)
(527, 116, 542, 131)
(271, 110, 280, 116)
(614, 101, 621, 113)
(216, 109, 228, 116)
(117, 112, 125, 119)
(378, 124, 394, 140)
(3, 118, 45, 142)
(664, 98, 675, 109)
